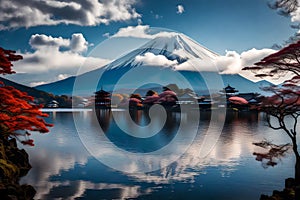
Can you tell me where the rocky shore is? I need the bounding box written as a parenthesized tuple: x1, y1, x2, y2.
(0, 138, 35, 199)
(260, 178, 299, 200)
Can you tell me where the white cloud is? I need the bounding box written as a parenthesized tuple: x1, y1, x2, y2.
(171, 47, 279, 83)
(30, 81, 48, 87)
(217, 48, 277, 74)
(29, 74, 72, 87)
(285, 1, 300, 33)
(216, 51, 242, 74)
(173, 58, 216, 71)
(0, 0, 140, 30)
(30, 33, 89, 53)
(111, 25, 178, 39)
(112, 25, 152, 38)
(176, 5, 185, 14)
(291, 0, 300, 23)
(134, 52, 178, 67)
(172, 48, 276, 76)
(57, 73, 70, 80)
(70, 33, 89, 53)
(15, 48, 109, 73)
(9, 33, 110, 86)
(216, 48, 290, 84)
(291, 7, 300, 23)
(29, 34, 70, 49)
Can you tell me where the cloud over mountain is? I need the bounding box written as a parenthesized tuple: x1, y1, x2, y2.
(9, 33, 110, 86)
(111, 25, 178, 39)
(0, 0, 140, 30)
(134, 52, 178, 67)
(216, 48, 276, 74)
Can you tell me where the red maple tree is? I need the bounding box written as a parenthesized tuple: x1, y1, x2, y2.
(243, 41, 300, 186)
(0, 47, 52, 146)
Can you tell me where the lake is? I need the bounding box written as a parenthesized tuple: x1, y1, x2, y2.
(20, 108, 297, 200)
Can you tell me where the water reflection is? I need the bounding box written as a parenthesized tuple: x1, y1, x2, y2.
(21, 110, 295, 199)
(94, 109, 181, 153)
(126, 112, 262, 184)
(20, 112, 90, 199)
(95, 109, 112, 132)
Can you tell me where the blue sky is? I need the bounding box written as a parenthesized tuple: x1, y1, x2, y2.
(0, 0, 297, 86)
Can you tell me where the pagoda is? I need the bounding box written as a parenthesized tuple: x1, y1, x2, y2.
(220, 84, 239, 95)
(95, 88, 111, 109)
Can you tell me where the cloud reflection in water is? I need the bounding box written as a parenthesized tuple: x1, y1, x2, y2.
(21, 110, 292, 199)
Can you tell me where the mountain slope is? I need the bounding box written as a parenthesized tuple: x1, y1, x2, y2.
(35, 76, 76, 95)
(0, 76, 59, 104)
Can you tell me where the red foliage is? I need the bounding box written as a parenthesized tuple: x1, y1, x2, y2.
(0, 47, 22, 74)
(0, 47, 52, 146)
(143, 95, 160, 104)
(228, 96, 248, 105)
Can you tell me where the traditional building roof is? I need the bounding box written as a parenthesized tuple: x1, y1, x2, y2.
(222, 84, 239, 94)
(95, 89, 110, 96)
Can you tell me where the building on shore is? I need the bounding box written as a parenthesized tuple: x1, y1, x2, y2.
(46, 100, 59, 108)
(220, 84, 261, 111)
(92, 85, 261, 111)
(95, 89, 111, 109)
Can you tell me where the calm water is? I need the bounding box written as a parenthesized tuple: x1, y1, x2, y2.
(20, 109, 297, 200)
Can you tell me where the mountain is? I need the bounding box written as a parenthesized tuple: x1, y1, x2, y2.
(102, 33, 218, 71)
(35, 33, 272, 96)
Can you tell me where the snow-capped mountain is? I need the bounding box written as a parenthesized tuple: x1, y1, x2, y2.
(36, 33, 271, 95)
(103, 33, 219, 71)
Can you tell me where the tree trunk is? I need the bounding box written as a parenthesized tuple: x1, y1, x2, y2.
(295, 155, 300, 185)
(292, 138, 300, 200)
(292, 139, 300, 185)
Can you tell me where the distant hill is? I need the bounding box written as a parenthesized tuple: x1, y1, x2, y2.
(35, 76, 76, 96)
(0, 77, 53, 100)
(222, 74, 272, 94)
(180, 71, 272, 95)
(34, 71, 272, 97)
(0, 77, 71, 107)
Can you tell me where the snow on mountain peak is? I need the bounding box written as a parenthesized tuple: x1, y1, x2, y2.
(140, 32, 219, 60)
(104, 32, 220, 71)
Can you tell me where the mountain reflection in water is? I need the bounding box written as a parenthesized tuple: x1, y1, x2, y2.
(21, 110, 295, 200)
